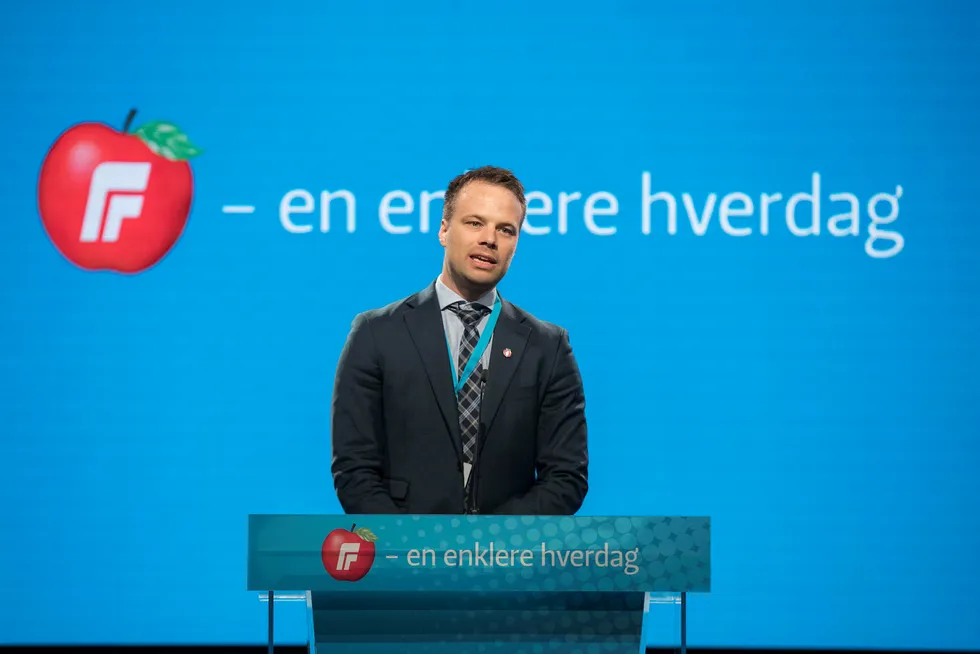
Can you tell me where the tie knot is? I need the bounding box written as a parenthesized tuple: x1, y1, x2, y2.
(449, 301, 490, 326)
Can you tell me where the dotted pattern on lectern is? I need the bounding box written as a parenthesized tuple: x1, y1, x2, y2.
(359, 515, 709, 654)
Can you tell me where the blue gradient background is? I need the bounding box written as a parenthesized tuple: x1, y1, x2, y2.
(1, 0, 978, 650)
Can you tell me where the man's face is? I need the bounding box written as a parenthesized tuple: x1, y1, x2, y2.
(439, 180, 522, 294)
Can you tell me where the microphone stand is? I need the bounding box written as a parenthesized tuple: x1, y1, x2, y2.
(468, 368, 489, 514)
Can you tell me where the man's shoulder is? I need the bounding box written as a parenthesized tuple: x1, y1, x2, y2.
(347, 285, 570, 342)
(349, 289, 423, 328)
(504, 297, 567, 341)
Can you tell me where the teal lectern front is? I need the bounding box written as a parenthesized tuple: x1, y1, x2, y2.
(248, 514, 710, 654)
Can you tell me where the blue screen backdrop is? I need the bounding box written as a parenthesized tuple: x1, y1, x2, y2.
(0, 0, 978, 650)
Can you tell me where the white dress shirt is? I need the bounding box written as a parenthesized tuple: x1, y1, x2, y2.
(434, 276, 497, 376)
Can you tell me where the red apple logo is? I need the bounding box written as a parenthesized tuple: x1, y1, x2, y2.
(37, 108, 202, 274)
(321, 523, 378, 582)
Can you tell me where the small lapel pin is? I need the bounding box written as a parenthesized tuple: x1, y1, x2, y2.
(503, 348, 512, 358)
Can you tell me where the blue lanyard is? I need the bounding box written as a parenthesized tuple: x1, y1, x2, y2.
(447, 296, 501, 396)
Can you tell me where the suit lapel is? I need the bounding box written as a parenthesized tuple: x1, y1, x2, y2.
(403, 284, 462, 462)
(479, 298, 530, 451)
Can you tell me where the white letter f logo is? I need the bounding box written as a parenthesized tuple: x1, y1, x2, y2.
(337, 542, 360, 571)
(80, 161, 151, 243)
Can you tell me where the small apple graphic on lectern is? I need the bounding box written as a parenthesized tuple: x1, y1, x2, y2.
(321, 523, 379, 582)
(37, 108, 202, 274)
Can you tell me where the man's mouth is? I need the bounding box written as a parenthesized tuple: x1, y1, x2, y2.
(470, 254, 497, 265)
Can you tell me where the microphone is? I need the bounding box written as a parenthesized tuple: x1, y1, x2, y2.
(469, 368, 489, 514)
(478, 368, 489, 424)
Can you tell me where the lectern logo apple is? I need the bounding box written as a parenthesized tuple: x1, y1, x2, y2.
(37, 108, 203, 274)
(322, 523, 379, 582)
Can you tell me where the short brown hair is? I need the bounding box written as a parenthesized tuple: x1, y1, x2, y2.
(443, 165, 527, 223)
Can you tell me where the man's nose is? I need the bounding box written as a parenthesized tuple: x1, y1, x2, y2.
(481, 225, 498, 247)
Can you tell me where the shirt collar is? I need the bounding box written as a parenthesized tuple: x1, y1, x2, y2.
(435, 276, 497, 311)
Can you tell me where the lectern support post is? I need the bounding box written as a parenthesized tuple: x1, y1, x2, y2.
(267, 590, 274, 654)
(681, 591, 687, 654)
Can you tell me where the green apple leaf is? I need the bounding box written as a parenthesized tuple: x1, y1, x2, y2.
(354, 527, 379, 543)
(132, 121, 203, 161)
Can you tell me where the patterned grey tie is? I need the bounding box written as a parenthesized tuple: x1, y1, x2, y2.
(448, 301, 491, 469)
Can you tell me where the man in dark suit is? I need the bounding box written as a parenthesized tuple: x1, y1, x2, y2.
(330, 166, 588, 516)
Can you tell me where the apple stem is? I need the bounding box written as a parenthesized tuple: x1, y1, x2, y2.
(123, 108, 137, 133)
(351, 523, 356, 532)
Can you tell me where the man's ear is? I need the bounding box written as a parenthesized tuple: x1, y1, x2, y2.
(438, 219, 449, 246)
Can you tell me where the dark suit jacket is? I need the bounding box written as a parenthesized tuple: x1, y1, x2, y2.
(330, 282, 588, 515)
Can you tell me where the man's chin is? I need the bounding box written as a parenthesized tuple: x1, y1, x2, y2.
(454, 270, 503, 297)
(464, 269, 503, 288)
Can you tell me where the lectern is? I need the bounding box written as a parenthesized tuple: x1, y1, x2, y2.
(248, 514, 710, 654)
